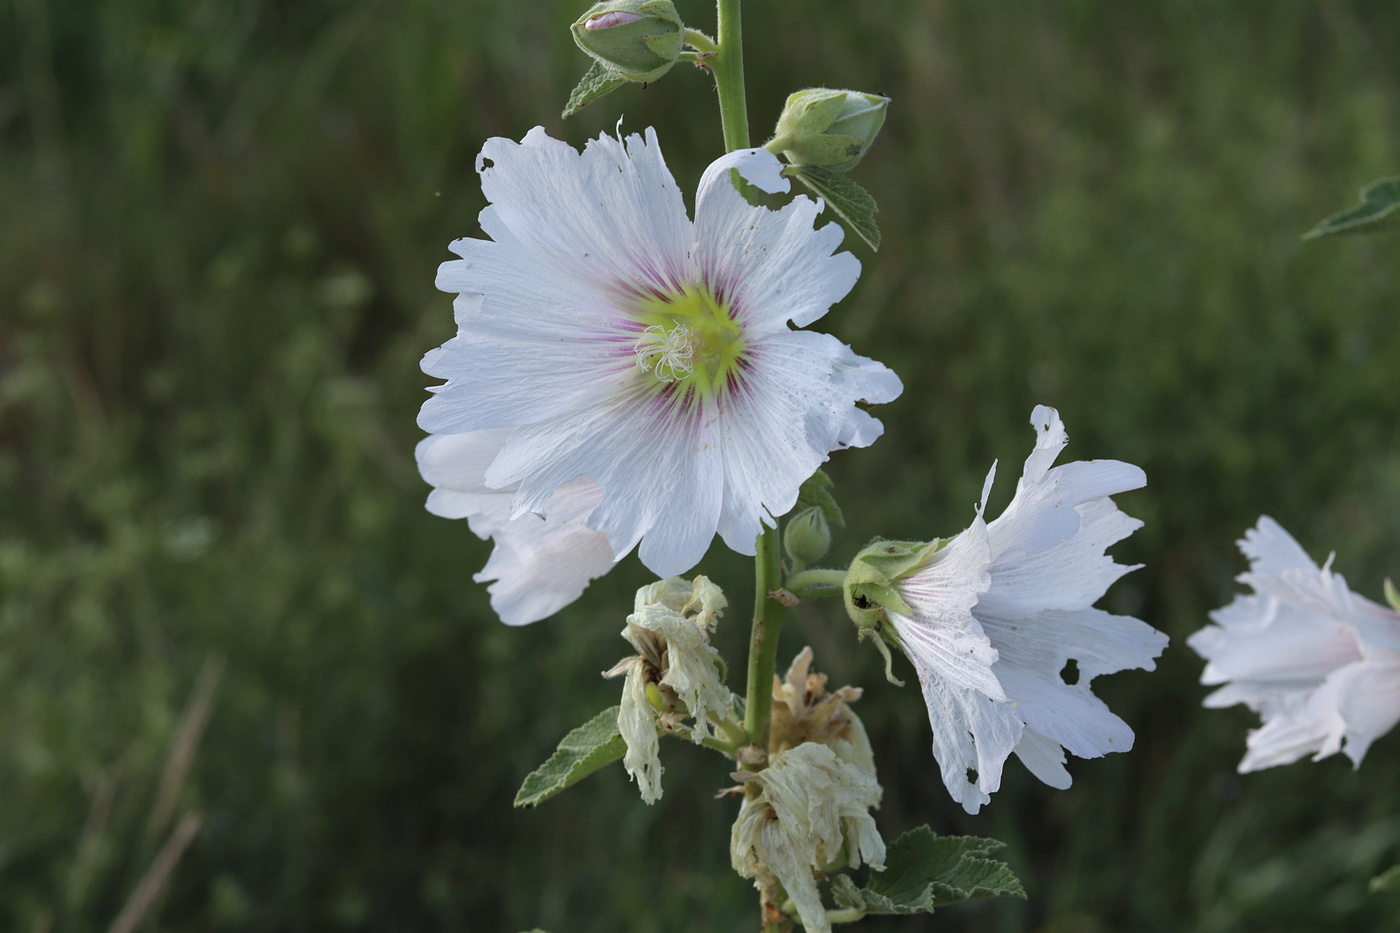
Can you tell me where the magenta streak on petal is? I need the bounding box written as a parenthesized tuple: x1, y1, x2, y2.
(585, 10, 642, 29)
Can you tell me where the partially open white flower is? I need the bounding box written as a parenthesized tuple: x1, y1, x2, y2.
(603, 577, 734, 802)
(1188, 516, 1400, 771)
(418, 127, 901, 623)
(730, 743, 885, 933)
(852, 406, 1167, 813)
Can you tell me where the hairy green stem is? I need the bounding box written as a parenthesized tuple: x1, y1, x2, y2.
(743, 525, 785, 751)
(712, 0, 750, 151)
(784, 567, 847, 598)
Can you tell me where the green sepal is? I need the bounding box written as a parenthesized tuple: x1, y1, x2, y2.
(843, 538, 940, 626)
(796, 469, 845, 530)
(1371, 865, 1400, 894)
(786, 164, 881, 250)
(1304, 176, 1400, 239)
(786, 135, 868, 168)
(514, 706, 626, 807)
(830, 826, 1026, 915)
(1385, 578, 1400, 615)
(563, 61, 629, 119)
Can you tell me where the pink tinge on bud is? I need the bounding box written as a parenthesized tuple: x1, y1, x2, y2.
(585, 10, 642, 29)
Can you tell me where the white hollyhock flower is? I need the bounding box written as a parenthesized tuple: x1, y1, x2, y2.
(603, 577, 734, 802)
(853, 406, 1167, 813)
(730, 743, 885, 933)
(418, 127, 901, 621)
(1188, 517, 1400, 772)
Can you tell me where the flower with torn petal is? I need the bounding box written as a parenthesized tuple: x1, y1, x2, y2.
(1188, 516, 1400, 772)
(603, 576, 735, 802)
(418, 127, 902, 620)
(844, 405, 1168, 814)
(730, 743, 885, 933)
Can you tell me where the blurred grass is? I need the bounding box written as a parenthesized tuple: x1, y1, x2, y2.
(2, 0, 1400, 930)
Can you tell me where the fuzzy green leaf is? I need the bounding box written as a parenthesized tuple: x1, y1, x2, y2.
(1304, 176, 1400, 239)
(796, 469, 844, 529)
(831, 826, 1025, 915)
(786, 164, 881, 250)
(514, 706, 626, 807)
(563, 61, 629, 119)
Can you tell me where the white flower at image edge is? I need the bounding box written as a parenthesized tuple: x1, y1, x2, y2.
(417, 127, 901, 625)
(1188, 517, 1400, 772)
(887, 406, 1168, 814)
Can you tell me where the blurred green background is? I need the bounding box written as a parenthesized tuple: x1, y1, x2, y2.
(3, 1, 1400, 930)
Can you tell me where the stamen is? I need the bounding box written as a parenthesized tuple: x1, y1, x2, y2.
(635, 324, 696, 382)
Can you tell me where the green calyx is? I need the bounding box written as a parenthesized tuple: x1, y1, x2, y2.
(633, 285, 747, 400)
(571, 0, 685, 83)
(842, 538, 943, 687)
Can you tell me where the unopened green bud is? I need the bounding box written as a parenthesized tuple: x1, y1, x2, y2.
(772, 88, 890, 172)
(783, 506, 832, 566)
(571, 0, 684, 83)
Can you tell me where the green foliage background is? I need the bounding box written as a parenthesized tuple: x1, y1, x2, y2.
(3, 1, 1400, 930)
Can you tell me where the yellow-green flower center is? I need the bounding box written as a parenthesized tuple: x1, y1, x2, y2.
(633, 286, 746, 398)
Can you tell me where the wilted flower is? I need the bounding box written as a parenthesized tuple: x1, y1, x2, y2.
(1189, 516, 1400, 771)
(731, 743, 885, 933)
(845, 406, 1168, 813)
(603, 577, 734, 802)
(770, 646, 875, 779)
(419, 127, 901, 622)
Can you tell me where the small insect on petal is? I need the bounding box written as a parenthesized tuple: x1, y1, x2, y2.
(586, 11, 642, 28)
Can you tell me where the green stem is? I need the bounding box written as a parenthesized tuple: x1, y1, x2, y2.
(683, 28, 717, 54)
(712, 0, 750, 151)
(827, 908, 865, 925)
(784, 567, 847, 598)
(743, 526, 785, 752)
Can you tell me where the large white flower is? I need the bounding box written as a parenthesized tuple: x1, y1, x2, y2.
(418, 127, 902, 623)
(1188, 516, 1400, 772)
(854, 406, 1167, 813)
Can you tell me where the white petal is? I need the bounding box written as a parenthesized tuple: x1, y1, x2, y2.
(695, 149, 858, 331)
(415, 431, 617, 625)
(1332, 650, 1400, 766)
(712, 331, 901, 555)
(994, 661, 1135, 760)
(1013, 728, 1072, 789)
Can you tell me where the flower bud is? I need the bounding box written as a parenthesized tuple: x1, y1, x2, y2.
(772, 88, 890, 172)
(783, 506, 831, 566)
(571, 0, 684, 84)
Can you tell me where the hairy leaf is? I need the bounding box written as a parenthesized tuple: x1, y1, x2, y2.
(787, 164, 881, 250)
(831, 826, 1025, 915)
(563, 61, 629, 119)
(514, 706, 626, 808)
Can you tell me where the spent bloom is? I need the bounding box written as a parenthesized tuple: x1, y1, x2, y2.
(845, 406, 1168, 813)
(770, 646, 875, 778)
(417, 127, 901, 624)
(1189, 517, 1400, 772)
(603, 576, 734, 802)
(730, 742, 885, 933)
